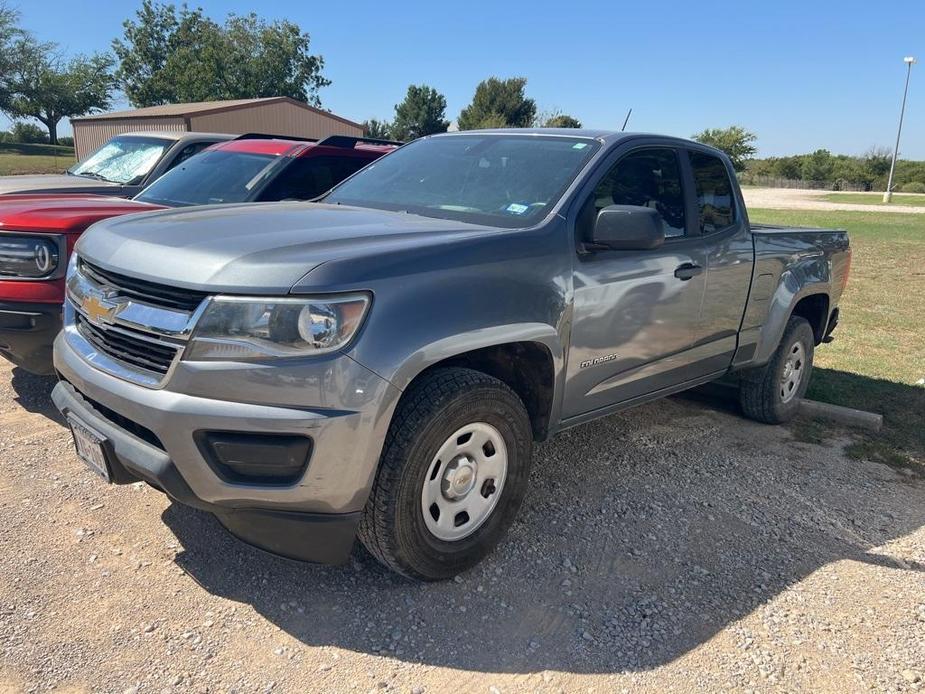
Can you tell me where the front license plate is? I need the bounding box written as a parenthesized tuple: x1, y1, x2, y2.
(68, 416, 111, 482)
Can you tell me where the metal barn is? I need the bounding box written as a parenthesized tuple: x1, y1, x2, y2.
(71, 97, 364, 158)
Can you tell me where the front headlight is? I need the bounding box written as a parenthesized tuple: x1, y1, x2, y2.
(184, 294, 370, 361)
(0, 233, 61, 278)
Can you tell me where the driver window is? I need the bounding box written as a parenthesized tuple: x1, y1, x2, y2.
(585, 148, 687, 238)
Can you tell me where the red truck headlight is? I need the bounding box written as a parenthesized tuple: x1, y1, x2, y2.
(0, 233, 62, 279)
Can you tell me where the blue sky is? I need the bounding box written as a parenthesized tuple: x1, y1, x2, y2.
(5, 0, 924, 158)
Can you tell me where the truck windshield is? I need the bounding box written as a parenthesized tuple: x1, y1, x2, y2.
(69, 136, 170, 185)
(324, 134, 600, 228)
(135, 150, 281, 207)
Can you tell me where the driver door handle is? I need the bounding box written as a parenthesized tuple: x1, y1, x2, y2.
(674, 263, 704, 281)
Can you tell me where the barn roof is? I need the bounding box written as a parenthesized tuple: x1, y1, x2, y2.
(71, 97, 362, 129)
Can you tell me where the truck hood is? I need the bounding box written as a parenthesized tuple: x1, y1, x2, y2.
(77, 202, 501, 294)
(0, 174, 123, 196)
(0, 195, 163, 234)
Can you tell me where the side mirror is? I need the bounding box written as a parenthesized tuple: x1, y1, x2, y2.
(590, 205, 665, 251)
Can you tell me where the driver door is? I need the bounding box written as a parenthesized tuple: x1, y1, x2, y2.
(562, 146, 707, 420)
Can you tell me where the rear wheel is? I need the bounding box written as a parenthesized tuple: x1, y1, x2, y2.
(358, 367, 533, 580)
(739, 315, 815, 424)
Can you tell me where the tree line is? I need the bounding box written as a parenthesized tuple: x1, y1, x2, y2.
(693, 126, 924, 192)
(745, 147, 925, 192)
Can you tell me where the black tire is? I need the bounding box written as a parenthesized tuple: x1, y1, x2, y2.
(358, 367, 533, 581)
(739, 316, 815, 424)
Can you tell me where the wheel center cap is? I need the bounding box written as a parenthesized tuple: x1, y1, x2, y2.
(783, 361, 793, 380)
(442, 456, 477, 499)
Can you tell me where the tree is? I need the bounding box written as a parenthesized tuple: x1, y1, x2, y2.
(0, 2, 25, 109)
(391, 84, 449, 141)
(113, 1, 330, 107)
(830, 156, 865, 186)
(469, 112, 508, 129)
(222, 13, 328, 104)
(363, 118, 392, 140)
(691, 125, 757, 172)
(800, 149, 834, 182)
(0, 4, 115, 144)
(773, 156, 803, 180)
(457, 77, 536, 130)
(4, 50, 116, 144)
(862, 146, 892, 179)
(543, 113, 582, 128)
(9, 121, 48, 143)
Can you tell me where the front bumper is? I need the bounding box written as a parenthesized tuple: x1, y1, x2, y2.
(52, 330, 402, 564)
(0, 301, 61, 374)
(53, 379, 361, 563)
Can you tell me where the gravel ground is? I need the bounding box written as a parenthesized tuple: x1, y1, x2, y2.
(742, 188, 925, 214)
(1, 360, 923, 693)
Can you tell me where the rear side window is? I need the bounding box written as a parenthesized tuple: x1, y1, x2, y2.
(690, 152, 736, 233)
(586, 148, 687, 238)
(259, 156, 371, 201)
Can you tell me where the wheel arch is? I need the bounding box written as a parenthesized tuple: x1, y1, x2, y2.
(389, 325, 564, 442)
(790, 293, 830, 344)
(752, 281, 832, 365)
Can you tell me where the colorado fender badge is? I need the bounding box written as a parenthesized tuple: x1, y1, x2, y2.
(580, 353, 619, 369)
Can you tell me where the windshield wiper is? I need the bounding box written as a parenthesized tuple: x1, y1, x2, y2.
(76, 171, 113, 183)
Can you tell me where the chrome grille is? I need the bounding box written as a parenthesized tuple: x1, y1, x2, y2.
(75, 313, 179, 376)
(79, 259, 208, 312)
(66, 256, 207, 387)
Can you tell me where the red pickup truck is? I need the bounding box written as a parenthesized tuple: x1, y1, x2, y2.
(0, 135, 398, 374)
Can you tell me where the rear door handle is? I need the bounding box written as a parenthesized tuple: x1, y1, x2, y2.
(674, 263, 704, 281)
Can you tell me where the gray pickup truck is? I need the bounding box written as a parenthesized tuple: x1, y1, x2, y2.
(51, 129, 851, 580)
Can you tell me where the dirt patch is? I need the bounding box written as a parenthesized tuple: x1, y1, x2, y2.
(0, 360, 923, 692)
(743, 188, 925, 214)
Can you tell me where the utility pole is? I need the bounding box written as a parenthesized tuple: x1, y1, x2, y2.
(884, 57, 916, 203)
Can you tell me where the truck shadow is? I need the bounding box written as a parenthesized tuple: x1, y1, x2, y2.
(163, 394, 925, 675)
(8, 366, 63, 424)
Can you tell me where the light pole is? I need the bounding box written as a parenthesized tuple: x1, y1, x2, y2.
(883, 56, 916, 203)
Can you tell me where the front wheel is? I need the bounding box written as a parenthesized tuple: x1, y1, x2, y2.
(358, 367, 533, 580)
(739, 316, 815, 424)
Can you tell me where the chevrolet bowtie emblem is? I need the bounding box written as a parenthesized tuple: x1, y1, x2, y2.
(82, 294, 117, 324)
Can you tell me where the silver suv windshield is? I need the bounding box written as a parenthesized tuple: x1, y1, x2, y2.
(135, 150, 281, 207)
(324, 134, 600, 228)
(69, 136, 170, 185)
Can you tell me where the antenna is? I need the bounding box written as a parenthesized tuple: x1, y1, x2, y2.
(621, 108, 633, 132)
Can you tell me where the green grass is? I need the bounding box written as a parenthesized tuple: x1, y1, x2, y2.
(0, 142, 75, 176)
(749, 208, 925, 470)
(823, 192, 925, 207)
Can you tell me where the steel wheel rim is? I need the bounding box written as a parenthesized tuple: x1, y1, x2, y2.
(421, 422, 508, 542)
(779, 340, 806, 403)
